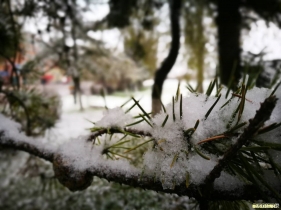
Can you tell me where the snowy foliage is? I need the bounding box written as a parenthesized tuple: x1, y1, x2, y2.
(0, 83, 281, 202)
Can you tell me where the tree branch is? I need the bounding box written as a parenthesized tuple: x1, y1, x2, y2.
(0, 131, 54, 162)
(152, 0, 181, 115)
(0, 95, 280, 201)
(202, 96, 277, 186)
(0, 125, 277, 201)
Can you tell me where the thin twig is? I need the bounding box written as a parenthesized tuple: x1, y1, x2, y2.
(87, 128, 152, 142)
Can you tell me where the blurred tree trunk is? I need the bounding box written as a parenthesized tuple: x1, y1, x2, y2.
(183, 0, 206, 93)
(72, 76, 83, 111)
(217, 0, 241, 89)
(72, 28, 84, 111)
(152, 0, 181, 115)
(195, 4, 204, 93)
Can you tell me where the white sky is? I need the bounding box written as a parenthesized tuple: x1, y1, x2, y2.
(242, 20, 281, 60)
(24, 2, 281, 77)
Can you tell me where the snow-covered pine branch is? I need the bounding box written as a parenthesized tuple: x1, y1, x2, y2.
(0, 85, 281, 202)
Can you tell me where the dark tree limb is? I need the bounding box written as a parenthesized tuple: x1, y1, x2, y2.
(203, 96, 277, 186)
(0, 124, 279, 201)
(0, 131, 54, 162)
(152, 0, 181, 115)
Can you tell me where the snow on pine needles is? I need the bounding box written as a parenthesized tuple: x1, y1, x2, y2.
(1, 80, 280, 196)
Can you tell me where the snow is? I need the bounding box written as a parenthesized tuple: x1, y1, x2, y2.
(58, 136, 140, 175)
(1, 82, 281, 194)
(214, 171, 245, 193)
(95, 108, 133, 128)
(116, 85, 281, 189)
(0, 114, 22, 140)
(186, 154, 217, 185)
(0, 114, 55, 154)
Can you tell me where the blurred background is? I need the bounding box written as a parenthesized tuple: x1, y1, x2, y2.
(1, 0, 281, 209)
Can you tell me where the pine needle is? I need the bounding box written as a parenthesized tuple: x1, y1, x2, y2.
(170, 153, 179, 168)
(172, 96, 176, 121)
(161, 114, 169, 127)
(132, 97, 151, 120)
(205, 94, 221, 120)
(180, 94, 183, 119)
(194, 146, 210, 160)
(124, 139, 154, 153)
(175, 81, 181, 102)
(197, 134, 228, 145)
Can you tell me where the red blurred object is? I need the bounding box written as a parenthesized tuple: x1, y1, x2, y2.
(41, 74, 53, 84)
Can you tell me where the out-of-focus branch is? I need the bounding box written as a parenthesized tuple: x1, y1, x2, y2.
(0, 131, 54, 162)
(0, 90, 32, 136)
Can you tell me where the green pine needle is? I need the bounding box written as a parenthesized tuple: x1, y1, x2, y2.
(161, 114, 169, 127)
(125, 100, 138, 113)
(138, 114, 153, 127)
(172, 96, 176, 122)
(237, 85, 247, 124)
(227, 104, 240, 129)
(251, 140, 281, 151)
(126, 119, 145, 127)
(119, 129, 141, 138)
(225, 122, 247, 134)
(134, 113, 152, 119)
(184, 128, 195, 137)
(109, 151, 132, 160)
(100, 89, 108, 110)
(121, 98, 132, 108)
(124, 139, 154, 153)
(270, 80, 281, 97)
(175, 81, 181, 102)
(170, 153, 179, 168)
(117, 134, 128, 143)
(257, 122, 281, 135)
(194, 120, 200, 130)
(240, 153, 281, 202)
(161, 100, 167, 113)
(132, 97, 151, 120)
(194, 146, 210, 160)
(180, 94, 183, 119)
(186, 84, 195, 93)
(104, 140, 131, 151)
(205, 94, 221, 120)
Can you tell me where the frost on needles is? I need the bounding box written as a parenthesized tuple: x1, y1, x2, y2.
(0, 82, 281, 201)
(91, 84, 281, 198)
